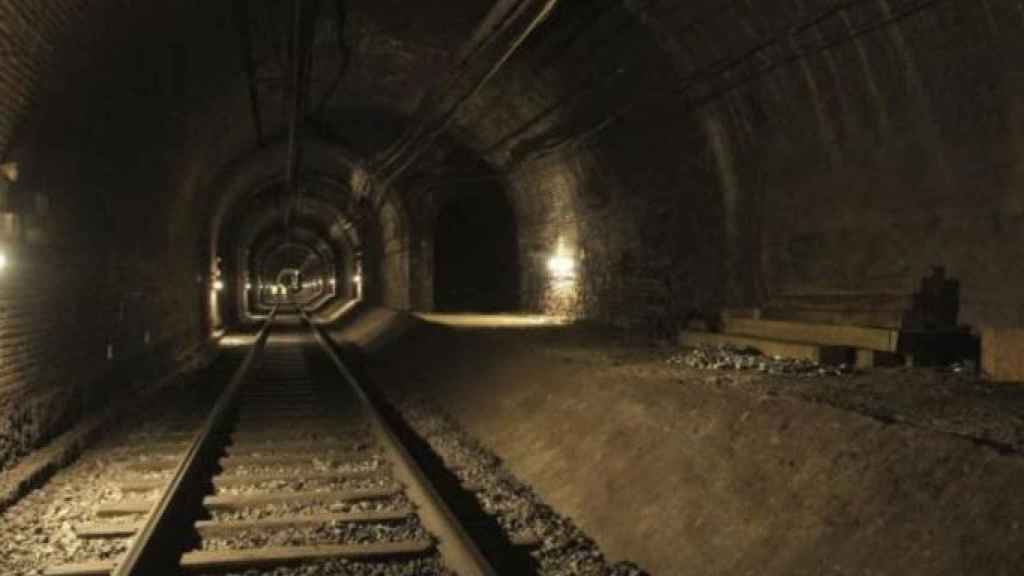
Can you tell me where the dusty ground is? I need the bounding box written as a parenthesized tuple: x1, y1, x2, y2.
(337, 311, 1024, 576)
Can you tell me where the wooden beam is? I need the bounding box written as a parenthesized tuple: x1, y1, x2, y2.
(220, 451, 372, 469)
(721, 318, 899, 352)
(214, 469, 389, 488)
(98, 486, 402, 517)
(75, 510, 414, 539)
(43, 541, 434, 576)
(180, 541, 434, 572)
(43, 561, 117, 576)
(203, 486, 402, 510)
(194, 510, 413, 536)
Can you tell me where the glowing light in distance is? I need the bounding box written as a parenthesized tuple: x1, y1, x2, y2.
(0, 252, 8, 271)
(350, 275, 360, 285)
(245, 282, 252, 290)
(213, 279, 225, 291)
(547, 254, 575, 280)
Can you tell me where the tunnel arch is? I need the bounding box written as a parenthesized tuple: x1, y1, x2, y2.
(203, 138, 370, 329)
(6, 0, 1021, 478)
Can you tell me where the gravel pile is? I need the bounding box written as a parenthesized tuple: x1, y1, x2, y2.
(196, 556, 454, 576)
(201, 517, 431, 551)
(384, 392, 648, 576)
(211, 494, 414, 522)
(669, 344, 856, 377)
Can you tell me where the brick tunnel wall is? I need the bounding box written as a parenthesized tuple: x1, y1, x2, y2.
(700, 0, 1024, 330)
(0, 0, 109, 471)
(452, 0, 1024, 334)
(584, 0, 1024, 331)
(449, 12, 738, 330)
(0, 0, 85, 158)
(0, 2, 242, 471)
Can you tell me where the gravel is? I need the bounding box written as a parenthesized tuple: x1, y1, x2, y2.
(669, 344, 857, 377)
(201, 517, 432, 550)
(382, 392, 649, 576)
(0, 373, 223, 575)
(0, 452, 137, 574)
(195, 555, 455, 576)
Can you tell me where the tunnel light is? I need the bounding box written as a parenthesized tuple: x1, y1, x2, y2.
(547, 254, 576, 280)
(213, 279, 225, 292)
(0, 252, 8, 271)
(0, 163, 17, 182)
(245, 282, 252, 291)
(349, 276, 357, 285)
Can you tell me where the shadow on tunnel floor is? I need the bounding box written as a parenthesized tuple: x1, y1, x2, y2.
(335, 342, 542, 576)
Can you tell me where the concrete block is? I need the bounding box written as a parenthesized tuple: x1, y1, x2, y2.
(855, 349, 875, 369)
(982, 329, 1024, 383)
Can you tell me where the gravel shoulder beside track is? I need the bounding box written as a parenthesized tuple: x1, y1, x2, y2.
(0, 410, 206, 574)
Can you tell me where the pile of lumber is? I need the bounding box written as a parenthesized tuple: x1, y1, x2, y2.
(680, 268, 970, 368)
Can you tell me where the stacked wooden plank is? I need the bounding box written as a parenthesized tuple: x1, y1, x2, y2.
(680, 268, 969, 367)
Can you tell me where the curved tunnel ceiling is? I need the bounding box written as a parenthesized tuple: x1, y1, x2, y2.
(4, 0, 977, 328)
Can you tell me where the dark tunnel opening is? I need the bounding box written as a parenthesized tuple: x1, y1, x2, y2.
(434, 189, 520, 313)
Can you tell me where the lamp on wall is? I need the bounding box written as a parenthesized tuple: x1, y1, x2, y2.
(0, 162, 17, 270)
(0, 162, 17, 186)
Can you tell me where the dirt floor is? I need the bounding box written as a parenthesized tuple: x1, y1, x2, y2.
(333, 309, 1024, 576)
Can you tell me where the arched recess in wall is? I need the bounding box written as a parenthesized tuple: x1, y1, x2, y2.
(434, 187, 520, 312)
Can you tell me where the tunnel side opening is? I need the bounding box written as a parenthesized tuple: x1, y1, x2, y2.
(433, 188, 520, 313)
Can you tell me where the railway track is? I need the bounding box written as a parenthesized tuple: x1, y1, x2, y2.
(42, 311, 495, 576)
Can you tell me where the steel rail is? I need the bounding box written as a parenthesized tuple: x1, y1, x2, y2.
(301, 312, 498, 576)
(112, 307, 279, 575)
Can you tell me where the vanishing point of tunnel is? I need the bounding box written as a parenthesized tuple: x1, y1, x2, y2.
(1, 1, 1024, 574)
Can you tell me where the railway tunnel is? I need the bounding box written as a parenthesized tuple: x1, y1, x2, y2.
(2, 0, 1024, 574)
